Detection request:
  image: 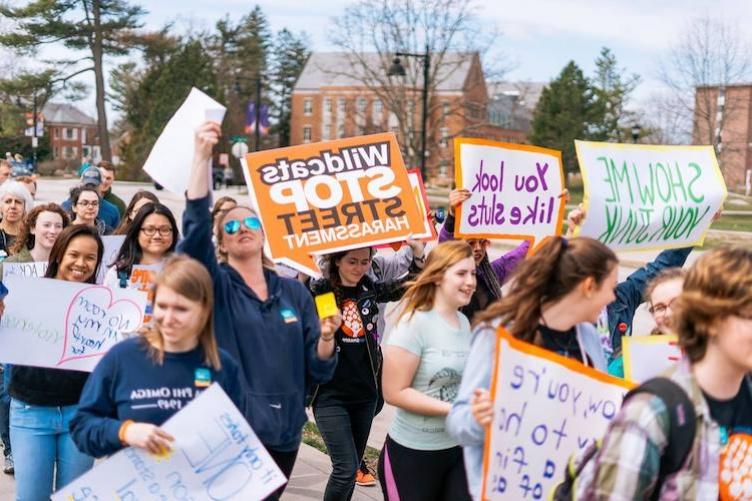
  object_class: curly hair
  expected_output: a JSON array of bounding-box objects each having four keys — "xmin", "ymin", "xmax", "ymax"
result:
[
  {"xmin": 9, "ymin": 203, "xmax": 70, "ymax": 254},
  {"xmin": 672, "ymin": 246, "xmax": 752, "ymax": 363}
]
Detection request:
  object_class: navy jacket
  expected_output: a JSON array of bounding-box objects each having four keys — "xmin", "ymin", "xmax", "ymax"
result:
[
  {"xmin": 178, "ymin": 195, "xmax": 337, "ymax": 451},
  {"xmin": 70, "ymin": 337, "xmax": 245, "ymax": 458},
  {"xmin": 61, "ymin": 197, "xmax": 120, "ymax": 232},
  {"xmin": 607, "ymin": 247, "xmax": 692, "ymax": 353}
]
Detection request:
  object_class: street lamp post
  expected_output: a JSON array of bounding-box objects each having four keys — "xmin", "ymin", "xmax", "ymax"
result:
[{"xmin": 387, "ymin": 44, "xmax": 430, "ymax": 181}]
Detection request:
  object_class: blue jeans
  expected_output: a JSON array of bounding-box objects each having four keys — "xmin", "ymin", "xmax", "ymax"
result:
[
  {"xmin": 10, "ymin": 399, "xmax": 94, "ymax": 500},
  {"xmin": 313, "ymin": 401, "xmax": 377, "ymax": 501},
  {"xmin": 0, "ymin": 366, "xmax": 11, "ymax": 457}
]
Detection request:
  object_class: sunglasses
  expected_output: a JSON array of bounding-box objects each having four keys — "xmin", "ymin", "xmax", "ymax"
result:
[{"xmin": 224, "ymin": 217, "xmax": 262, "ymax": 235}]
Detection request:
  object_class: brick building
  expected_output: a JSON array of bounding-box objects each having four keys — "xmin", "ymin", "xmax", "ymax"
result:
[
  {"xmin": 693, "ymin": 84, "xmax": 752, "ymax": 191},
  {"xmin": 43, "ymin": 102, "xmax": 100, "ymax": 164},
  {"xmin": 290, "ymin": 52, "xmax": 523, "ymax": 185}
]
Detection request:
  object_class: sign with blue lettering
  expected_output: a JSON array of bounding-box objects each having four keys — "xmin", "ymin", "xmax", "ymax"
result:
[{"xmin": 52, "ymin": 384, "xmax": 285, "ymax": 501}]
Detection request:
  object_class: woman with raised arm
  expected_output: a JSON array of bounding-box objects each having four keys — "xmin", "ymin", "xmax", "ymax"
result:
[{"xmin": 178, "ymin": 121, "xmax": 340, "ymax": 500}]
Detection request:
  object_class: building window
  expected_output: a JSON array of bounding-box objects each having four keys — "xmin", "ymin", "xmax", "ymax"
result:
[
  {"xmin": 372, "ymin": 99, "xmax": 382, "ymax": 122},
  {"xmin": 323, "ymin": 124, "xmax": 332, "ymax": 140},
  {"xmin": 303, "ymin": 126, "xmax": 312, "ymax": 143},
  {"xmin": 54, "ymin": 128, "xmax": 60, "ymax": 139},
  {"xmin": 337, "ymin": 123, "xmax": 345, "ymax": 138},
  {"xmin": 337, "ymin": 98, "xmax": 346, "ymax": 115},
  {"xmin": 324, "ymin": 98, "xmax": 332, "ymax": 114},
  {"xmin": 304, "ymin": 98, "xmax": 313, "ymax": 116},
  {"xmin": 54, "ymin": 147, "xmax": 59, "ymax": 158},
  {"xmin": 357, "ymin": 97, "xmax": 367, "ymax": 113},
  {"xmin": 439, "ymin": 127, "xmax": 449, "ymax": 148},
  {"xmin": 64, "ymin": 146, "xmax": 77, "ymax": 159},
  {"xmin": 443, "ymin": 101, "xmax": 450, "ymax": 116}
]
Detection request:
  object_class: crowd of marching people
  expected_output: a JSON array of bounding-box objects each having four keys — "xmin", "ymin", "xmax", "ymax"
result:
[{"xmin": 0, "ymin": 117, "xmax": 748, "ymax": 501}]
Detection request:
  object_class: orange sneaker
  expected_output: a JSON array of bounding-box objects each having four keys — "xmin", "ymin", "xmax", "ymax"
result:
[{"xmin": 355, "ymin": 466, "xmax": 376, "ymax": 486}]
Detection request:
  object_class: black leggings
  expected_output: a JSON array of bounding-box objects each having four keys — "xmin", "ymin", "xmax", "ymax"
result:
[
  {"xmin": 263, "ymin": 447, "xmax": 299, "ymax": 501},
  {"xmin": 377, "ymin": 435, "xmax": 472, "ymax": 501}
]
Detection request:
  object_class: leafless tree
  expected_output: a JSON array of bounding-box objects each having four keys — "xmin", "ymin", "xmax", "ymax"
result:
[
  {"xmin": 326, "ymin": 0, "xmax": 507, "ymax": 172},
  {"xmin": 658, "ymin": 17, "xmax": 751, "ymax": 159}
]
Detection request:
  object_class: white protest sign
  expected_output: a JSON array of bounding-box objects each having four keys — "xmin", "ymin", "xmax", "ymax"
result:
[
  {"xmin": 143, "ymin": 87, "xmax": 227, "ymax": 194},
  {"xmin": 622, "ymin": 335, "xmax": 681, "ymax": 383},
  {"xmin": 96, "ymin": 235, "xmax": 126, "ymax": 284},
  {"xmin": 0, "ymin": 276, "xmax": 146, "ymax": 372},
  {"xmin": 482, "ymin": 328, "xmax": 634, "ymax": 500},
  {"xmin": 575, "ymin": 141, "xmax": 727, "ymax": 251},
  {"xmin": 455, "ymin": 139, "xmax": 565, "ymax": 249},
  {"xmin": 53, "ymin": 384, "xmax": 286, "ymax": 501},
  {"xmin": 2, "ymin": 261, "xmax": 47, "ymax": 281}
]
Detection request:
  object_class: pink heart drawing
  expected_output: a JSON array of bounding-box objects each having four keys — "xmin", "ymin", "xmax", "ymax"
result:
[{"xmin": 58, "ymin": 286, "xmax": 144, "ymax": 366}]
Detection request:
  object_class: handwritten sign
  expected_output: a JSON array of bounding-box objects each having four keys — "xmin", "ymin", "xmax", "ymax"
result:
[
  {"xmin": 482, "ymin": 328, "xmax": 634, "ymax": 500},
  {"xmin": 143, "ymin": 87, "xmax": 227, "ymax": 194},
  {"xmin": 575, "ymin": 141, "xmax": 727, "ymax": 251},
  {"xmin": 0, "ymin": 276, "xmax": 146, "ymax": 371},
  {"xmin": 407, "ymin": 169, "xmax": 437, "ymax": 241},
  {"xmin": 53, "ymin": 384, "xmax": 286, "ymax": 501},
  {"xmin": 243, "ymin": 133, "xmax": 425, "ymax": 276},
  {"xmin": 622, "ymin": 335, "xmax": 681, "ymax": 382},
  {"xmin": 2, "ymin": 261, "xmax": 47, "ymax": 281},
  {"xmin": 454, "ymin": 139, "xmax": 565, "ymax": 250},
  {"xmin": 97, "ymin": 235, "xmax": 126, "ymax": 284},
  {"xmin": 127, "ymin": 264, "xmax": 161, "ymax": 324}
]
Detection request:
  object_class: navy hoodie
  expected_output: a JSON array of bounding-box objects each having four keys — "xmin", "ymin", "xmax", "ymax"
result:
[
  {"xmin": 70, "ymin": 337, "xmax": 245, "ymax": 458},
  {"xmin": 178, "ymin": 195, "xmax": 337, "ymax": 451}
]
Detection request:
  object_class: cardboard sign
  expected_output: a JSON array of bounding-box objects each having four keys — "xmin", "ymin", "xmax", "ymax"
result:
[
  {"xmin": 243, "ymin": 133, "xmax": 425, "ymax": 276},
  {"xmin": 52, "ymin": 384, "xmax": 286, "ymax": 501},
  {"xmin": 407, "ymin": 169, "xmax": 438, "ymax": 241},
  {"xmin": 454, "ymin": 139, "xmax": 565, "ymax": 250},
  {"xmin": 97, "ymin": 235, "xmax": 126, "ymax": 285},
  {"xmin": 622, "ymin": 335, "xmax": 681, "ymax": 382},
  {"xmin": 575, "ymin": 141, "xmax": 727, "ymax": 251},
  {"xmin": 0, "ymin": 276, "xmax": 146, "ymax": 371},
  {"xmin": 128, "ymin": 264, "xmax": 162, "ymax": 325},
  {"xmin": 2, "ymin": 261, "xmax": 47, "ymax": 280},
  {"xmin": 143, "ymin": 87, "xmax": 227, "ymax": 194},
  {"xmin": 482, "ymin": 327, "xmax": 634, "ymax": 500}
]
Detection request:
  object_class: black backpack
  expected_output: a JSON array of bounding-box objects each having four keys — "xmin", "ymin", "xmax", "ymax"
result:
[{"xmin": 551, "ymin": 377, "xmax": 697, "ymax": 500}]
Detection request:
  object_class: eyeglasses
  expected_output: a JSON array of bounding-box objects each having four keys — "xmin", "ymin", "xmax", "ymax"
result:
[
  {"xmin": 649, "ymin": 298, "xmax": 677, "ymax": 316},
  {"xmin": 141, "ymin": 226, "xmax": 173, "ymax": 237},
  {"xmin": 224, "ymin": 217, "xmax": 262, "ymax": 234},
  {"xmin": 77, "ymin": 200, "xmax": 99, "ymax": 207}
]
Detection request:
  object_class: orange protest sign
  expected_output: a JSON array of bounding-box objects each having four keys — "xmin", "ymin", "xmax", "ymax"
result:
[
  {"xmin": 454, "ymin": 138, "xmax": 566, "ymax": 253},
  {"xmin": 408, "ymin": 168, "xmax": 438, "ymax": 241},
  {"xmin": 243, "ymin": 133, "xmax": 425, "ymax": 276}
]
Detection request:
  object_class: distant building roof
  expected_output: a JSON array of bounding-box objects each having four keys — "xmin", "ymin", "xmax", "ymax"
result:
[
  {"xmin": 294, "ymin": 52, "xmax": 478, "ymax": 92},
  {"xmin": 487, "ymin": 81, "xmax": 547, "ymax": 132},
  {"xmin": 42, "ymin": 102, "xmax": 96, "ymax": 126},
  {"xmin": 487, "ymin": 81, "xmax": 546, "ymax": 111}
]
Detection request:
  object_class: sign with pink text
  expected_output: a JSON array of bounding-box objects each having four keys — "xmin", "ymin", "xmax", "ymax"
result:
[
  {"xmin": 454, "ymin": 138, "xmax": 565, "ymax": 250},
  {"xmin": 0, "ymin": 276, "xmax": 146, "ymax": 372}
]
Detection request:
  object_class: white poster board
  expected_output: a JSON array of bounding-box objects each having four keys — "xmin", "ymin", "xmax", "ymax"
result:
[
  {"xmin": 482, "ymin": 329, "xmax": 634, "ymax": 500},
  {"xmin": 622, "ymin": 335, "xmax": 681, "ymax": 383},
  {"xmin": 455, "ymin": 139, "xmax": 565, "ymax": 249},
  {"xmin": 97, "ymin": 235, "xmax": 126, "ymax": 284},
  {"xmin": 0, "ymin": 276, "xmax": 146, "ymax": 371},
  {"xmin": 53, "ymin": 384, "xmax": 286, "ymax": 501},
  {"xmin": 575, "ymin": 141, "xmax": 727, "ymax": 251},
  {"xmin": 143, "ymin": 87, "xmax": 226, "ymax": 194},
  {"xmin": 2, "ymin": 261, "xmax": 47, "ymax": 280}
]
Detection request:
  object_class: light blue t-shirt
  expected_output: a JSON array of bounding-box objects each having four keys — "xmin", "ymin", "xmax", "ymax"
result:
[{"xmin": 387, "ymin": 309, "xmax": 471, "ymax": 450}]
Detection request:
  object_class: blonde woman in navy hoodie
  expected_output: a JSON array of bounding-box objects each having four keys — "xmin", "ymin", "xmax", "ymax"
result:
[{"xmin": 178, "ymin": 121, "xmax": 340, "ymax": 499}]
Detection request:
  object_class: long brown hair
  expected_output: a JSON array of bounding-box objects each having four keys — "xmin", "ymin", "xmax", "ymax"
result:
[
  {"xmin": 475, "ymin": 236, "xmax": 618, "ymax": 343},
  {"xmin": 673, "ymin": 246, "xmax": 752, "ymax": 363},
  {"xmin": 114, "ymin": 191, "xmax": 160, "ymax": 235},
  {"xmin": 399, "ymin": 240, "xmax": 473, "ymax": 321},
  {"xmin": 144, "ymin": 254, "xmax": 222, "ymax": 369},
  {"xmin": 9, "ymin": 203, "xmax": 70, "ymax": 254}
]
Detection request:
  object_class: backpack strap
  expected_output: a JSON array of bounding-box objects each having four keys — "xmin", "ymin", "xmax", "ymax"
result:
[{"xmin": 623, "ymin": 377, "xmax": 697, "ymax": 498}]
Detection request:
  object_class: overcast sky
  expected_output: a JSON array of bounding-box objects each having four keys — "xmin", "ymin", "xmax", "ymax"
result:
[{"xmin": 10, "ymin": 0, "xmax": 752, "ymax": 121}]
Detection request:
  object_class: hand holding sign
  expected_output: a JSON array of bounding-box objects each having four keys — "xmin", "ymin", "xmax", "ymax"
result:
[{"xmin": 195, "ymin": 121, "xmax": 221, "ymax": 164}]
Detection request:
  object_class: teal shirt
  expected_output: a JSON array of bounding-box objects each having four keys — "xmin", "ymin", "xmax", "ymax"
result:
[{"xmin": 387, "ymin": 309, "xmax": 471, "ymax": 450}]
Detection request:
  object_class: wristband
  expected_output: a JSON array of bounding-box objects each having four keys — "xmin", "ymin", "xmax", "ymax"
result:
[{"xmin": 119, "ymin": 419, "xmax": 134, "ymax": 444}]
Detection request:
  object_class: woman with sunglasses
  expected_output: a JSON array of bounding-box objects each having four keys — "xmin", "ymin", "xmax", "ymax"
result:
[
  {"xmin": 104, "ymin": 203, "xmax": 179, "ymax": 288},
  {"xmin": 178, "ymin": 121, "xmax": 340, "ymax": 500}
]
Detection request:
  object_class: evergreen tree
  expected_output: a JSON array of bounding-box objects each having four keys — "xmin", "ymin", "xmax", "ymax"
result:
[
  {"xmin": 269, "ymin": 29, "xmax": 310, "ymax": 146},
  {"xmin": 531, "ymin": 61, "xmax": 599, "ymax": 173},
  {"xmin": 591, "ymin": 47, "xmax": 640, "ymax": 142},
  {"xmin": 0, "ymin": 0, "xmax": 146, "ymax": 162}
]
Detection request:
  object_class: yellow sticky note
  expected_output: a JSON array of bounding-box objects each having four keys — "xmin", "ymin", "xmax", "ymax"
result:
[{"xmin": 315, "ymin": 292, "xmax": 338, "ymax": 319}]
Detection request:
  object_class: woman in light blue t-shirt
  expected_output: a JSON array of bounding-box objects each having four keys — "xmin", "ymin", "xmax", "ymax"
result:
[{"xmin": 379, "ymin": 241, "xmax": 476, "ymax": 501}]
